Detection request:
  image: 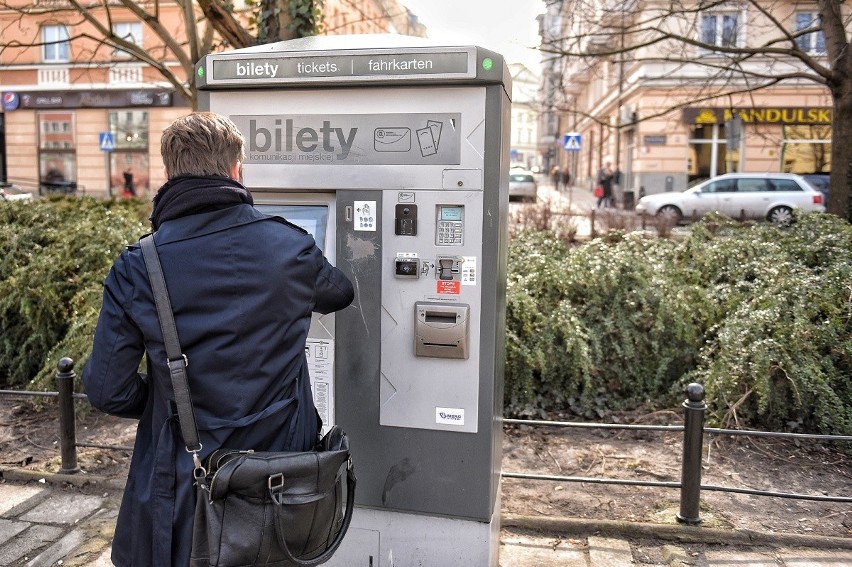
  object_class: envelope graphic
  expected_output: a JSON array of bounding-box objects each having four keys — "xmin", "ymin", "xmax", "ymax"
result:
[{"xmin": 374, "ymin": 128, "xmax": 411, "ymax": 152}]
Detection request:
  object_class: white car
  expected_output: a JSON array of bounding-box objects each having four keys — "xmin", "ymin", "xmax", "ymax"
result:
[
  {"xmin": 635, "ymin": 173, "xmax": 825, "ymax": 224},
  {"xmin": 509, "ymin": 170, "xmax": 538, "ymax": 203},
  {"xmin": 0, "ymin": 185, "xmax": 33, "ymax": 202}
]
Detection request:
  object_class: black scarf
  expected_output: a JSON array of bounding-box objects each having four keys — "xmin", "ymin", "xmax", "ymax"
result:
[{"xmin": 150, "ymin": 176, "xmax": 254, "ymax": 230}]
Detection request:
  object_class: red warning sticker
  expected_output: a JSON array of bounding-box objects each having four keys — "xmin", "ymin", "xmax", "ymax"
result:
[{"xmin": 436, "ymin": 280, "xmax": 462, "ymax": 295}]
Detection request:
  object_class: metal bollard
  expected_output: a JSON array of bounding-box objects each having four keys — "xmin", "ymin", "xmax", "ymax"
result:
[
  {"xmin": 56, "ymin": 357, "xmax": 81, "ymax": 474},
  {"xmin": 677, "ymin": 383, "xmax": 706, "ymax": 524}
]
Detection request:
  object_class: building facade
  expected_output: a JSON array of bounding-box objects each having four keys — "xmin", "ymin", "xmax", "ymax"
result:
[
  {"xmin": 508, "ymin": 63, "xmax": 541, "ymax": 171},
  {"xmin": 0, "ymin": 0, "xmax": 425, "ymax": 197},
  {"xmin": 538, "ymin": 0, "xmax": 834, "ymax": 202}
]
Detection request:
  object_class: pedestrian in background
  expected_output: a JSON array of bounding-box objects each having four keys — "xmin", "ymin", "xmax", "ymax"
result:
[{"xmin": 597, "ymin": 162, "xmax": 614, "ymax": 208}]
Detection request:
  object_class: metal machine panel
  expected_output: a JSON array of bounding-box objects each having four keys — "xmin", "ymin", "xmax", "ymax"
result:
[{"xmin": 200, "ymin": 36, "xmax": 510, "ymax": 565}]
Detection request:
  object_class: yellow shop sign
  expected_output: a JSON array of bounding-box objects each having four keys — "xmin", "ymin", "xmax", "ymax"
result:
[{"xmin": 683, "ymin": 107, "xmax": 831, "ymax": 125}]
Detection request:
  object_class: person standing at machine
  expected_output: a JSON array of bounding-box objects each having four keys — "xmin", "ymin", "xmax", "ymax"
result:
[{"xmin": 83, "ymin": 112, "xmax": 355, "ymax": 567}]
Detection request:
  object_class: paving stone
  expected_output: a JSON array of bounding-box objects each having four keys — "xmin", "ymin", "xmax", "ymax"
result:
[
  {"xmin": 0, "ymin": 484, "xmax": 45, "ymax": 515},
  {"xmin": 780, "ymin": 547, "xmax": 852, "ymax": 566},
  {"xmin": 88, "ymin": 547, "xmax": 114, "ymax": 566},
  {"xmin": 662, "ymin": 544, "xmax": 696, "ymax": 566},
  {"xmin": 0, "ymin": 524, "xmax": 63, "ymax": 566},
  {"xmin": 499, "ymin": 534, "xmax": 588, "ymax": 567},
  {"xmin": 588, "ymin": 536, "xmax": 634, "ymax": 567},
  {"xmin": 703, "ymin": 549, "xmax": 778, "ymax": 566},
  {"xmin": 26, "ymin": 528, "xmax": 87, "ymax": 567},
  {"xmin": 0, "ymin": 518, "xmax": 29, "ymax": 546},
  {"xmin": 19, "ymin": 492, "xmax": 104, "ymax": 524}
]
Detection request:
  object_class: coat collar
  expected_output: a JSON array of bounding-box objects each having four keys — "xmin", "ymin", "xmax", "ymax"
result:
[{"xmin": 152, "ymin": 204, "xmax": 268, "ymax": 245}]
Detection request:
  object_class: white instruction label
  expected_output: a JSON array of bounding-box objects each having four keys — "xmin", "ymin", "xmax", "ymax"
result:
[
  {"xmin": 354, "ymin": 200, "xmax": 377, "ymax": 231},
  {"xmin": 306, "ymin": 338, "xmax": 335, "ymax": 432},
  {"xmin": 462, "ymin": 255, "xmax": 477, "ymax": 286}
]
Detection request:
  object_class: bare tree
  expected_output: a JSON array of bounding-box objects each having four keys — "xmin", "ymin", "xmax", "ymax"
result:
[
  {"xmin": 0, "ymin": 0, "xmax": 324, "ymax": 109},
  {"xmin": 540, "ymin": 0, "xmax": 851, "ymax": 220}
]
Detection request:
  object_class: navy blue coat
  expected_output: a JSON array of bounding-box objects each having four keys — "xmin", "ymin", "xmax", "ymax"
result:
[{"xmin": 83, "ymin": 203, "xmax": 354, "ymax": 567}]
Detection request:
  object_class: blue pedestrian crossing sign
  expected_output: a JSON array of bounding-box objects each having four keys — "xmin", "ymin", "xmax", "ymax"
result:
[
  {"xmin": 563, "ymin": 132, "xmax": 582, "ymax": 152},
  {"xmin": 99, "ymin": 132, "xmax": 115, "ymax": 152}
]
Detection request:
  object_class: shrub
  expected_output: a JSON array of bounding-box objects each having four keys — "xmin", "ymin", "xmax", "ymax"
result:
[
  {"xmin": 0, "ymin": 196, "xmax": 149, "ymax": 390},
  {"xmin": 506, "ymin": 213, "xmax": 852, "ymax": 435}
]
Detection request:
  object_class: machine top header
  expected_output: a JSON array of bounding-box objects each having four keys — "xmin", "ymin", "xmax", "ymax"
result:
[{"xmin": 197, "ymin": 34, "xmax": 510, "ymax": 90}]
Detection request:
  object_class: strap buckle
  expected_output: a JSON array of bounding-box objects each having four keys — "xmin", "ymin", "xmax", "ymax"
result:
[
  {"xmin": 268, "ymin": 472, "xmax": 285, "ymax": 503},
  {"xmin": 168, "ymin": 354, "xmax": 189, "ymax": 369}
]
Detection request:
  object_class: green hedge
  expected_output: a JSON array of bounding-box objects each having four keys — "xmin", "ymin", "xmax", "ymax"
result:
[
  {"xmin": 0, "ymin": 196, "xmax": 149, "ymax": 390},
  {"xmin": 506, "ymin": 213, "xmax": 852, "ymax": 434},
  {"xmin": 3, "ymin": 198, "xmax": 850, "ymax": 435}
]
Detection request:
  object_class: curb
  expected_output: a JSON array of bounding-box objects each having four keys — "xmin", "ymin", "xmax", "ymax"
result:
[
  {"xmin": 501, "ymin": 514, "xmax": 852, "ymax": 550},
  {"xmin": 0, "ymin": 467, "xmax": 126, "ymax": 491},
  {"xmin": 4, "ymin": 468, "xmax": 849, "ymax": 553}
]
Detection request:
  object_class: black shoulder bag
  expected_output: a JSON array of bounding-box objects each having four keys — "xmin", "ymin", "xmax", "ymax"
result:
[{"xmin": 140, "ymin": 234, "xmax": 355, "ymax": 567}]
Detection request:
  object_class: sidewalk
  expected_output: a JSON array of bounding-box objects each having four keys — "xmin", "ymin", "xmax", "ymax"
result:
[{"xmin": 2, "ymin": 468, "xmax": 851, "ymax": 566}]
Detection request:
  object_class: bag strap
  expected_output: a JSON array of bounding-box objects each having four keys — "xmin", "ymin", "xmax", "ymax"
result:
[
  {"xmin": 275, "ymin": 463, "xmax": 357, "ymax": 566},
  {"xmin": 139, "ymin": 235, "xmax": 204, "ymax": 462}
]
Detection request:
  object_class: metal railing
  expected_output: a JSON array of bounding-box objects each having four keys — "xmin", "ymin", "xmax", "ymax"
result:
[
  {"xmin": 2, "ymin": 359, "xmax": 850, "ymax": 525},
  {"xmin": 503, "ymin": 383, "xmax": 852, "ymax": 524}
]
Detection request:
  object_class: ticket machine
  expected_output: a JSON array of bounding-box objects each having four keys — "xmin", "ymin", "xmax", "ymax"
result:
[{"xmin": 197, "ymin": 34, "xmax": 510, "ymax": 566}]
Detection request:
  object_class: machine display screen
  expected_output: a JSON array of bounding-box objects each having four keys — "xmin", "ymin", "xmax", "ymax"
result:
[
  {"xmin": 439, "ymin": 206, "xmax": 463, "ymax": 222},
  {"xmin": 257, "ymin": 204, "xmax": 329, "ymax": 251}
]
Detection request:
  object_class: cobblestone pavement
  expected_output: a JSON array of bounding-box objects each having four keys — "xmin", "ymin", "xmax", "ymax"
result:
[{"xmin": 2, "ymin": 469, "xmax": 851, "ymax": 566}]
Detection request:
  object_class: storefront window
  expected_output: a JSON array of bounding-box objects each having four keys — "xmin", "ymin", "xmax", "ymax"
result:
[
  {"xmin": 781, "ymin": 125, "xmax": 831, "ymax": 174},
  {"xmin": 38, "ymin": 112, "xmax": 77, "ymax": 194},
  {"xmin": 108, "ymin": 111, "xmax": 149, "ymax": 196},
  {"xmin": 688, "ymin": 123, "xmax": 728, "ymax": 184}
]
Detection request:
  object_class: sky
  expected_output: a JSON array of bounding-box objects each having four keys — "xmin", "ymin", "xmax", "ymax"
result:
[{"xmin": 400, "ymin": 0, "xmax": 546, "ymax": 71}]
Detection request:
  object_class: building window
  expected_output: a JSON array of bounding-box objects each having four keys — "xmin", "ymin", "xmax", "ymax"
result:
[
  {"xmin": 112, "ymin": 22, "xmax": 142, "ymax": 57},
  {"xmin": 795, "ymin": 13, "xmax": 826, "ymax": 54},
  {"xmin": 42, "ymin": 25, "xmax": 70, "ymax": 62},
  {"xmin": 781, "ymin": 125, "xmax": 831, "ymax": 173},
  {"xmin": 700, "ymin": 12, "xmax": 740, "ymax": 49},
  {"xmin": 38, "ymin": 112, "xmax": 76, "ymax": 194},
  {"xmin": 108, "ymin": 110, "xmax": 150, "ymax": 196},
  {"xmin": 688, "ymin": 123, "xmax": 728, "ymax": 183}
]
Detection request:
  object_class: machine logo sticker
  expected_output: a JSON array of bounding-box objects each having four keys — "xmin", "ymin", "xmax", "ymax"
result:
[
  {"xmin": 232, "ymin": 113, "xmax": 461, "ymax": 166},
  {"xmin": 436, "ymin": 407, "xmax": 465, "ymax": 426}
]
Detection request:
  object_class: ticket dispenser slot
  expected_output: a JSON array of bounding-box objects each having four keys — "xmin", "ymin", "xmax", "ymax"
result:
[{"xmin": 415, "ymin": 302, "xmax": 470, "ymax": 359}]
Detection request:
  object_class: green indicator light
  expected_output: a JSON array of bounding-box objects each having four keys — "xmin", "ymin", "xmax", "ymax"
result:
[
  {"xmin": 197, "ymin": 67, "xmax": 205, "ymax": 78},
  {"xmin": 482, "ymin": 58, "xmax": 493, "ymax": 71}
]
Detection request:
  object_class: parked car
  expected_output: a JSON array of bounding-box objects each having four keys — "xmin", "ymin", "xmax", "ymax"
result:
[
  {"xmin": 802, "ymin": 173, "xmax": 830, "ymax": 201},
  {"xmin": 509, "ymin": 170, "xmax": 538, "ymax": 202},
  {"xmin": 635, "ymin": 173, "xmax": 825, "ymax": 224},
  {"xmin": 0, "ymin": 184, "xmax": 33, "ymax": 202}
]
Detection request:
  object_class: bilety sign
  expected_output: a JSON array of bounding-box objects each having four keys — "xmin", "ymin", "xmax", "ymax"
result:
[
  {"xmin": 230, "ymin": 113, "xmax": 462, "ymax": 166},
  {"xmin": 212, "ymin": 51, "xmax": 471, "ymax": 83}
]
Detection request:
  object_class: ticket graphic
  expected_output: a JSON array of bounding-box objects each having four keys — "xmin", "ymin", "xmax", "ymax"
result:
[{"xmin": 417, "ymin": 127, "xmax": 437, "ymax": 156}]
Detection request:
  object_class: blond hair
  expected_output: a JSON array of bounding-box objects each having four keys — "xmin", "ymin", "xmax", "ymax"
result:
[{"xmin": 161, "ymin": 112, "xmax": 245, "ymax": 178}]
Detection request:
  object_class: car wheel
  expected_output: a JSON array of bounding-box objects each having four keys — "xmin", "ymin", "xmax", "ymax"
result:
[
  {"xmin": 656, "ymin": 205, "xmax": 682, "ymax": 222},
  {"xmin": 767, "ymin": 206, "xmax": 793, "ymax": 225}
]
